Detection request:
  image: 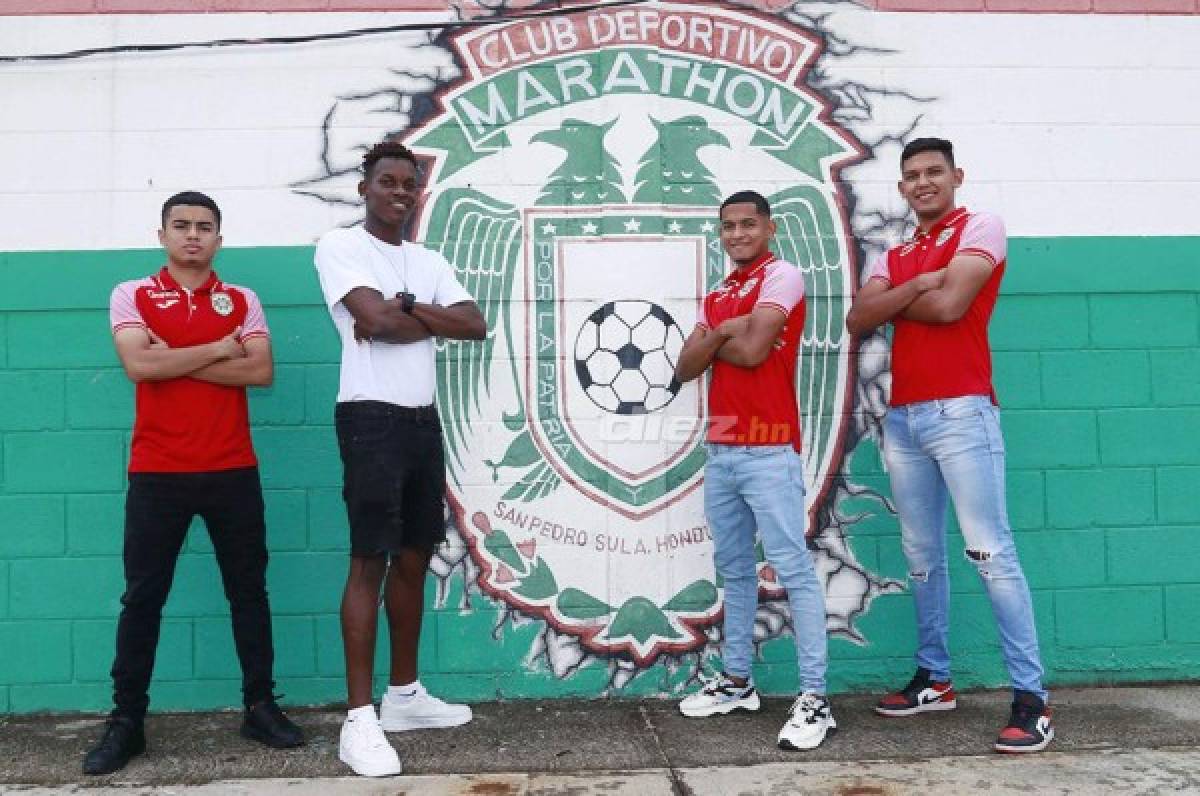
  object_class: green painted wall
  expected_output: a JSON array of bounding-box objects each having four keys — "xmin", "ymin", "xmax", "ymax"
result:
[{"xmin": 2, "ymin": 237, "xmax": 1199, "ymax": 713}]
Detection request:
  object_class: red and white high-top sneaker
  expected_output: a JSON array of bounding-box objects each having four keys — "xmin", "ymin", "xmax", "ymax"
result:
[
  {"xmin": 874, "ymin": 668, "xmax": 958, "ymax": 717},
  {"xmin": 994, "ymin": 691, "xmax": 1054, "ymax": 753}
]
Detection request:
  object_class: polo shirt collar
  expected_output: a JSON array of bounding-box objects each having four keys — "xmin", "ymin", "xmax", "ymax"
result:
[
  {"xmin": 157, "ymin": 266, "xmax": 220, "ymax": 294},
  {"xmin": 725, "ymin": 251, "xmax": 776, "ymax": 285},
  {"xmin": 912, "ymin": 206, "xmax": 968, "ymax": 242}
]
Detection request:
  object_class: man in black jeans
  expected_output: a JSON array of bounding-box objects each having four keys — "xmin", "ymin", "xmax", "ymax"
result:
[{"xmin": 84, "ymin": 191, "xmax": 303, "ymax": 776}]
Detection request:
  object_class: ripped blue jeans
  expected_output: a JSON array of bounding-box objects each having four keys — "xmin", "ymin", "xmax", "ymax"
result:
[{"xmin": 884, "ymin": 395, "xmax": 1046, "ymax": 700}]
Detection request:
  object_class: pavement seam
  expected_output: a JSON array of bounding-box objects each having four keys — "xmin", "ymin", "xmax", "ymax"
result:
[{"xmin": 637, "ymin": 705, "xmax": 694, "ymax": 796}]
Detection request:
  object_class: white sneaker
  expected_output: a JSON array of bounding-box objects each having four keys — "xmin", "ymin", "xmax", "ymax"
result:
[
  {"xmin": 338, "ymin": 710, "xmax": 402, "ymax": 777},
  {"xmin": 679, "ymin": 672, "xmax": 761, "ymax": 718},
  {"xmin": 777, "ymin": 692, "xmax": 837, "ymax": 751},
  {"xmin": 380, "ymin": 685, "xmax": 473, "ymax": 731}
]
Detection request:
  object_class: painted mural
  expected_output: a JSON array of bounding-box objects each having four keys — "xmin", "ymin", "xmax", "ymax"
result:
[
  {"xmin": 3, "ymin": 1, "xmax": 1198, "ymax": 712},
  {"xmin": 293, "ymin": 1, "xmax": 914, "ymax": 687}
]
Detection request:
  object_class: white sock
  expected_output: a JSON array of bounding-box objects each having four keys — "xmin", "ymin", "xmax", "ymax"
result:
[
  {"xmin": 347, "ymin": 704, "xmax": 376, "ymax": 722},
  {"xmin": 387, "ymin": 680, "xmax": 423, "ymax": 700}
]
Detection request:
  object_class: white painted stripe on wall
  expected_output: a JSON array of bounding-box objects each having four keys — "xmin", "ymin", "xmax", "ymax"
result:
[{"xmin": 0, "ymin": 8, "xmax": 1197, "ymax": 250}]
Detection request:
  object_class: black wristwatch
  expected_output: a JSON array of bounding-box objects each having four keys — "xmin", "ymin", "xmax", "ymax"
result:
[{"xmin": 399, "ymin": 291, "xmax": 416, "ymax": 314}]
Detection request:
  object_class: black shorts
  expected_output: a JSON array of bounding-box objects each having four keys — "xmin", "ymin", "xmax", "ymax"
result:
[{"xmin": 334, "ymin": 401, "xmax": 447, "ymax": 555}]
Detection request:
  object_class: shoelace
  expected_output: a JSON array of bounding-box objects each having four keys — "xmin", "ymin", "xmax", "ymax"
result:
[
  {"xmin": 791, "ymin": 694, "xmax": 828, "ymax": 725},
  {"xmin": 98, "ymin": 724, "xmax": 125, "ymax": 751},
  {"xmin": 701, "ymin": 673, "xmax": 743, "ymax": 696},
  {"xmin": 95, "ymin": 720, "xmax": 136, "ymax": 753},
  {"xmin": 1008, "ymin": 701, "xmax": 1039, "ymax": 731},
  {"xmin": 354, "ymin": 719, "xmax": 391, "ymax": 751},
  {"xmin": 900, "ymin": 673, "xmax": 933, "ymax": 699}
]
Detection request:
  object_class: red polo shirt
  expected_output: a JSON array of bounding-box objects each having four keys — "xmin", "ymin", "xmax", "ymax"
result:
[
  {"xmin": 865, "ymin": 208, "xmax": 1007, "ymax": 406},
  {"xmin": 110, "ymin": 267, "xmax": 269, "ymax": 473},
  {"xmin": 698, "ymin": 253, "xmax": 807, "ymax": 451}
]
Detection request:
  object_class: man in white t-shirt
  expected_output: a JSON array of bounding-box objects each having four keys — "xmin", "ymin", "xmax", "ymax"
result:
[{"xmin": 314, "ymin": 139, "xmax": 486, "ymax": 778}]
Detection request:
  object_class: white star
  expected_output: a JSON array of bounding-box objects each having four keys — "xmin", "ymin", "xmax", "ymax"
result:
[
  {"xmin": 541, "ymin": 222, "xmax": 557, "ymax": 235},
  {"xmin": 581, "ymin": 221, "xmax": 598, "ymax": 235},
  {"xmin": 667, "ymin": 221, "xmax": 683, "ymax": 234},
  {"xmin": 700, "ymin": 221, "xmax": 715, "ymax": 233},
  {"xmin": 623, "ymin": 218, "xmax": 642, "ymax": 233}
]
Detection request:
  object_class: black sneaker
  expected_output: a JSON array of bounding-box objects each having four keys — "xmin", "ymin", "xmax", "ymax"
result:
[
  {"xmin": 874, "ymin": 667, "xmax": 957, "ymax": 717},
  {"xmin": 82, "ymin": 716, "xmax": 145, "ymax": 775},
  {"xmin": 241, "ymin": 698, "xmax": 305, "ymax": 749},
  {"xmin": 994, "ymin": 690, "xmax": 1054, "ymax": 753}
]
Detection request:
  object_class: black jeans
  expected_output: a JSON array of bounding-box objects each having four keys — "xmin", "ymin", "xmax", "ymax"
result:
[{"xmin": 110, "ymin": 468, "xmax": 275, "ymax": 720}]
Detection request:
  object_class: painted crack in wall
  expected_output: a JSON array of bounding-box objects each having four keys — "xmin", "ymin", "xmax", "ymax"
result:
[{"xmin": 289, "ymin": 0, "xmax": 931, "ymax": 692}]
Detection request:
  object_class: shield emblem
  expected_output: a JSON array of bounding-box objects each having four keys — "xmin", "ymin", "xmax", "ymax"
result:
[
  {"xmin": 522, "ymin": 206, "xmax": 722, "ymax": 520},
  {"xmin": 401, "ymin": 1, "xmax": 868, "ymax": 664}
]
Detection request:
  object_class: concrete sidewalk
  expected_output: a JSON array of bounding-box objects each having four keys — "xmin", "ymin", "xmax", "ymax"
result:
[{"xmin": 3, "ymin": 684, "xmax": 1200, "ymax": 794}]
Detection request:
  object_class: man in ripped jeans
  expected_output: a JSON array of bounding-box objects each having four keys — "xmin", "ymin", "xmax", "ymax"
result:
[{"xmin": 846, "ymin": 137, "xmax": 1052, "ymax": 753}]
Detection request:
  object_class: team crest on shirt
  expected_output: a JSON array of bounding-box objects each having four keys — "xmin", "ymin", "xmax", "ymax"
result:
[
  {"xmin": 210, "ymin": 292, "xmax": 234, "ymax": 316},
  {"xmin": 401, "ymin": 2, "xmax": 866, "ymax": 664}
]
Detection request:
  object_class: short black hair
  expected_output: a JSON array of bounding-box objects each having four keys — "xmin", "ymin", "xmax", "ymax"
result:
[
  {"xmin": 161, "ymin": 191, "xmax": 221, "ymax": 230},
  {"xmin": 901, "ymin": 137, "xmax": 955, "ymax": 167},
  {"xmin": 363, "ymin": 138, "xmax": 419, "ymax": 179},
  {"xmin": 719, "ymin": 190, "xmax": 771, "ymax": 217}
]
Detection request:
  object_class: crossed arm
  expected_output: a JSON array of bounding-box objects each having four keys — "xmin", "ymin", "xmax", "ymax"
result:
[
  {"xmin": 674, "ymin": 306, "xmax": 791, "ymax": 384},
  {"xmin": 340, "ymin": 287, "xmax": 486, "ymax": 344},
  {"xmin": 113, "ymin": 326, "xmax": 273, "ymax": 387},
  {"xmin": 844, "ymin": 254, "xmax": 994, "ymax": 336}
]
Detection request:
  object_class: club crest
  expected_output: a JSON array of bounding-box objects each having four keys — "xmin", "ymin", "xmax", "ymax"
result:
[
  {"xmin": 404, "ymin": 1, "xmax": 863, "ymax": 664},
  {"xmin": 210, "ymin": 292, "xmax": 234, "ymax": 317}
]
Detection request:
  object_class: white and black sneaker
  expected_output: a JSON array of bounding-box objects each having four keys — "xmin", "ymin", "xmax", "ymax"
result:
[
  {"xmin": 679, "ymin": 672, "xmax": 761, "ymax": 718},
  {"xmin": 777, "ymin": 692, "xmax": 836, "ymax": 750}
]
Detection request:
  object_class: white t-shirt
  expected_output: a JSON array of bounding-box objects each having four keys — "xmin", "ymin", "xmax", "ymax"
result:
[{"xmin": 314, "ymin": 226, "xmax": 473, "ymax": 407}]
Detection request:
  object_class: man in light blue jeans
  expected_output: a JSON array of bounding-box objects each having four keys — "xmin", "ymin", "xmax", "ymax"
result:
[
  {"xmin": 674, "ymin": 190, "xmax": 834, "ymax": 751},
  {"xmin": 703, "ymin": 445, "xmax": 829, "ymax": 711},
  {"xmin": 846, "ymin": 137, "xmax": 1052, "ymax": 753}
]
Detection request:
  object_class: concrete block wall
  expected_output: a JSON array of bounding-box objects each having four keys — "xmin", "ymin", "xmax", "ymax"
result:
[
  {"xmin": 1, "ymin": 2, "xmax": 1199, "ymax": 713},
  {"xmin": 3, "ymin": 239, "xmax": 1196, "ymax": 711},
  {"xmin": 840, "ymin": 238, "xmax": 1200, "ymax": 685}
]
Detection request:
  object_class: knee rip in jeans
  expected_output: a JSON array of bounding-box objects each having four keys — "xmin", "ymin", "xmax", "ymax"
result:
[{"xmin": 966, "ymin": 548, "xmax": 992, "ymax": 578}]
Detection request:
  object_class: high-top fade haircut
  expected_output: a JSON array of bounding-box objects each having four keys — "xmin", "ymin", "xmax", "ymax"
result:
[
  {"xmin": 719, "ymin": 190, "xmax": 771, "ymax": 217},
  {"xmin": 362, "ymin": 138, "xmax": 420, "ymax": 179},
  {"xmin": 161, "ymin": 191, "xmax": 221, "ymax": 230},
  {"xmin": 901, "ymin": 137, "xmax": 955, "ymax": 167}
]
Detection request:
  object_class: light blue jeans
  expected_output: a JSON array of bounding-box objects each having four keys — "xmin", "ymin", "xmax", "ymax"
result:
[
  {"xmin": 704, "ymin": 444, "xmax": 827, "ymax": 694},
  {"xmin": 883, "ymin": 395, "xmax": 1046, "ymax": 700}
]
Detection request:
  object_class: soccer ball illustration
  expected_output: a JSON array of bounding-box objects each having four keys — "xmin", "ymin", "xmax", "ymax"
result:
[{"xmin": 574, "ymin": 300, "xmax": 686, "ymax": 414}]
